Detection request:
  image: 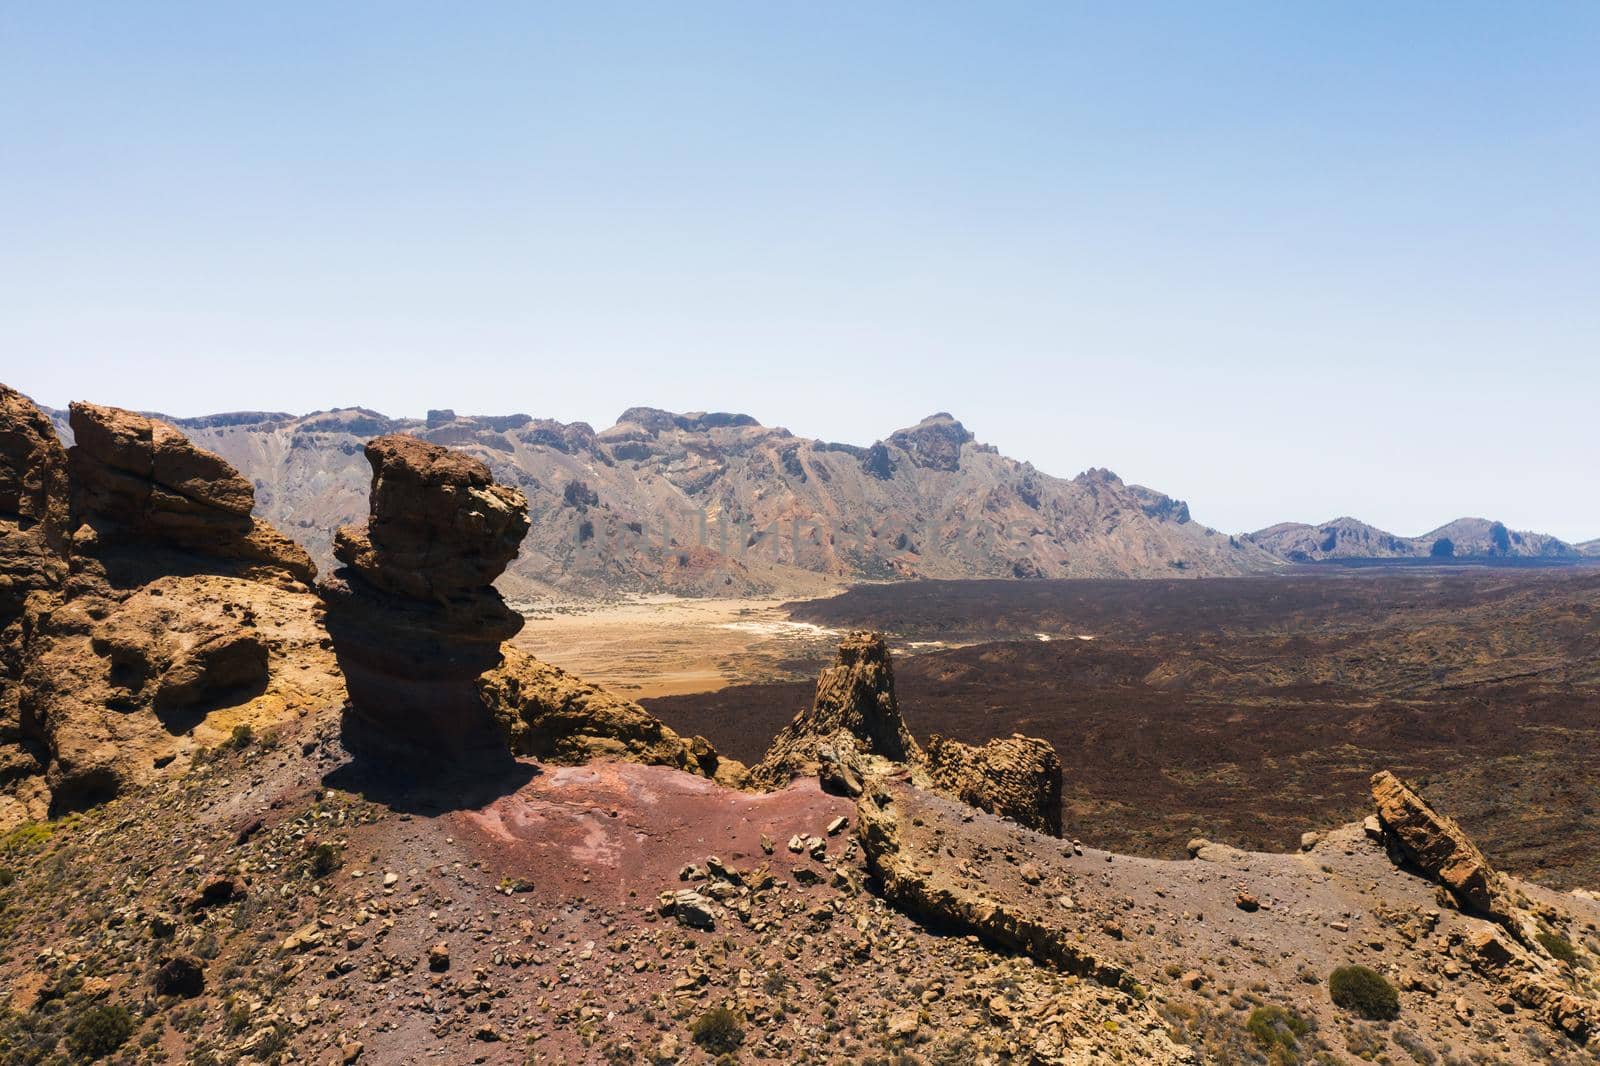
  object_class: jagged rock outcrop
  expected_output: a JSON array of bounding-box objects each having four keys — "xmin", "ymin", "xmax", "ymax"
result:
[
  {"xmin": 329, "ymin": 435, "xmax": 527, "ymax": 603},
  {"xmin": 885, "ymin": 412, "xmax": 974, "ymax": 472},
  {"xmin": 322, "ymin": 435, "xmax": 531, "ymax": 766},
  {"xmin": 1371, "ymin": 770, "xmax": 1519, "ymax": 928},
  {"xmin": 751, "ymin": 632, "xmax": 919, "ymax": 789},
  {"xmin": 478, "ymin": 646, "xmax": 746, "ymax": 787},
  {"xmin": 753, "ymin": 632, "xmax": 1065, "ymax": 834},
  {"xmin": 1370, "ymin": 771, "xmax": 1599, "ymax": 1042},
  {"xmin": 0, "ymin": 387, "xmax": 71, "ymax": 822},
  {"xmin": 66, "ymin": 402, "xmax": 315, "ymax": 586},
  {"xmin": 0, "ymin": 385, "xmax": 70, "ymax": 618},
  {"xmin": 921, "ymin": 733, "xmax": 1063, "ymax": 836},
  {"xmin": 0, "ymin": 392, "xmax": 339, "ymax": 821}
]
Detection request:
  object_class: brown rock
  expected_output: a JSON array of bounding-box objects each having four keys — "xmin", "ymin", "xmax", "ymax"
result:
[
  {"xmin": 0, "ymin": 385, "xmax": 70, "ymax": 618},
  {"xmin": 322, "ymin": 435, "xmax": 530, "ymax": 767},
  {"xmin": 856, "ymin": 777, "xmax": 1133, "ymax": 992},
  {"xmin": 752, "ymin": 632, "xmax": 918, "ymax": 788},
  {"xmin": 66, "ymin": 402, "xmax": 315, "ymax": 585},
  {"xmin": 1371, "ymin": 770, "xmax": 1516, "ymax": 927},
  {"xmin": 331, "ymin": 434, "xmax": 527, "ymax": 602},
  {"xmin": 920, "ymin": 732, "xmax": 1063, "ymax": 836}
]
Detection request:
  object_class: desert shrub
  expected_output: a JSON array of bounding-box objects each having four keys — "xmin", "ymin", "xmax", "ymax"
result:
[
  {"xmin": 65, "ymin": 1002, "xmax": 134, "ymax": 1060},
  {"xmin": 0, "ymin": 868, "xmax": 14, "ymax": 887},
  {"xmin": 307, "ymin": 841, "xmax": 340, "ymax": 878},
  {"xmin": 1247, "ymin": 1004, "xmax": 1309, "ymax": 1051},
  {"xmin": 690, "ymin": 1005, "xmax": 744, "ymax": 1054},
  {"xmin": 228, "ymin": 723, "xmax": 254, "ymax": 749},
  {"xmin": 0, "ymin": 1008, "xmax": 59, "ymax": 1066},
  {"xmin": 1329, "ymin": 965, "xmax": 1399, "ymax": 1021},
  {"xmin": 1536, "ymin": 930, "xmax": 1578, "ymax": 965}
]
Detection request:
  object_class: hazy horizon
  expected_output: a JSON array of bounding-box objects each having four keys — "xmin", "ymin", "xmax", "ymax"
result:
[{"xmin": 5, "ymin": 4, "xmax": 1598, "ymax": 542}]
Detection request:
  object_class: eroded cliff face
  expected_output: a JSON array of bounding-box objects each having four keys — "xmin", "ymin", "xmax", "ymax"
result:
[{"xmin": 0, "ymin": 393, "xmax": 340, "ymax": 824}]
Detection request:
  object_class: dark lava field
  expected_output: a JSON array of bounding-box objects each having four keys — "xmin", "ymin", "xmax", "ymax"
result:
[{"xmin": 649, "ymin": 568, "xmax": 1600, "ymax": 889}]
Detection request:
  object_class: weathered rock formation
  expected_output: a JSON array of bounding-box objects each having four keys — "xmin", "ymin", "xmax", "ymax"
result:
[
  {"xmin": 1371, "ymin": 770, "xmax": 1519, "ymax": 929},
  {"xmin": 0, "ymin": 387, "xmax": 71, "ymax": 822},
  {"xmin": 0, "ymin": 385, "xmax": 70, "ymax": 618},
  {"xmin": 753, "ymin": 632, "xmax": 1065, "ymax": 834},
  {"xmin": 322, "ymin": 435, "xmax": 530, "ymax": 767},
  {"xmin": 1370, "ymin": 771, "xmax": 1598, "ymax": 1042},
  {"xmin": 66, "ymin": 402, "xmax": 315, "ymax": 586},
  {"xmin": 751, "ymin": 632, "xmax": 919, "ymax": 789},
  {"xmin": 922, "ymin": 733, "xmax": 1063, "ymax": 836},
  {"xmin": 0, "ymin": 392, "xmax": 339, "ymax": 821},
  {"xmin": 479, "ymin": 646, "xmax": 746, "ymax": 787}
]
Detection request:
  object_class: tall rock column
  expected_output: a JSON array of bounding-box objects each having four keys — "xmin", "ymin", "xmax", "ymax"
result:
[{"xmin": 321, "ymin": 435, "xmax": 530, "ymax": 767}]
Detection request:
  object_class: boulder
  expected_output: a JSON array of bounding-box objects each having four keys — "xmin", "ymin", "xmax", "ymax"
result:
[
  {"xmin": 920, "ymin": 732, "xmax": 1063, "ymax": 836},
  {"xmin": 1370, "ymin": 770, "xmax": 1517, "ymax": 927}
]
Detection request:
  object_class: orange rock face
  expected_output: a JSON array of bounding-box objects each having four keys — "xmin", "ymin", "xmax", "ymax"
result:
[{"xmin": 1371, "ymin": 770, "xmax": 1515, "ymax": 924}]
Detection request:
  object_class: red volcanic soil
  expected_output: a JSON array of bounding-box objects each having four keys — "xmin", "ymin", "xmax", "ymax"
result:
[
  {"xmin": 649, "ymin": 570, "xmax": 1600, "ymax": 889},
  {"xmin": 456, "ymin": 763, "xmax": 852, "ymax": 904}
]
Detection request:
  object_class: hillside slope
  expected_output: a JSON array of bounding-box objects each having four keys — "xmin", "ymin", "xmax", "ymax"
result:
[{"xmin": 52, "ymin": 406, "xmax": 1272, "ymax": 597}]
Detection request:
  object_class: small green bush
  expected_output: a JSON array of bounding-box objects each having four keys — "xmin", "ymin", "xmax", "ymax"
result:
[
  {"xmin": 1247, "ymin": 1004, "xmax": 1309, "ymax": 1050},
  {"xmin": 228, "ymin": 723, "xmax": 254, "ymax": 750},
  {"xmin": 307, "ymin": 841, "xmax": 340, "ymax": 879},
  {"xmin": 1536, "ymin": 930, "xmax": 1578, "ymax": 965},
  {"xmin": 690, "ymin": 1005, "xmax": 744, "ymax": 1054},
  {"xmin": 1329, "ymin": 965, "xmax": 1399, "ymax": 1021},
  {"xmin": 65, "ymin": 1003, "xmax": 133, "ymax": 1061}
]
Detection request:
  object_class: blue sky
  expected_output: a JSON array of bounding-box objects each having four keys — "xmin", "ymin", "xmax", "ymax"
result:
[{"xmin": 3, "ymin": 3, "xmax": 1597, "ymax": 540}]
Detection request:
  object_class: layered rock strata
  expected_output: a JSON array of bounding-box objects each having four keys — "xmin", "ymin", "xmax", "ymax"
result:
[{"xmin": 321, "ymin": 435, "xmax": 530, "ymax": 767}]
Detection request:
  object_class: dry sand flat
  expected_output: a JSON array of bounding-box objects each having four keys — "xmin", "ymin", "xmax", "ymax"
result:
[{"xmin": 510, "ymin": 595, "xmax": 846, "ymax": 698}]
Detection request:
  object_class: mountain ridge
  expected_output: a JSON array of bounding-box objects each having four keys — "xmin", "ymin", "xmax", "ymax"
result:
[
  {"xmin": 43, "ymin": 403, "xmax": 1271, "ymax": 597},
  {"xmin": 1247, "ymin": 514, "xmax": 1581, "ymax": 563}
]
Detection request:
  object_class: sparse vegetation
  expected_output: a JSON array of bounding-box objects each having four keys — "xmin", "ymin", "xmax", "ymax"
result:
[
  {"xmin": 1536, "ymin": 929, "xmax": 1578, "ymax": 965},
  {"xmin": 227, "ymin": 723, "xmax": 254, "ymax": 749},
  {"xmin": 307, "ymin": 840, "xmax": 341, "ymax": 878},
  {"xmin": 690, "ymin": 1005, "xmax": 744, "ymax": 1054},
  {"xmin": 1329, "ymin": 965, "xmax": 1399, "ymax": 1021},
  {"xmin": 1247, "ymin": 1004, "xmax": 1309, "ymax": 1052},
  {"xmin": 65, "ymin": 1002, "xmax": 134, "ymax": 1061}
]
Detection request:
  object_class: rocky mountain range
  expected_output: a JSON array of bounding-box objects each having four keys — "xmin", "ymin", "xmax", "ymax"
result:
[
  {"xmin": 1246, "ymin": 515, "xmax": 1586, "ymax": 564},
  {"xmin": 43, "ymin": 404, "xmax": 1273, "ymax": 598}
]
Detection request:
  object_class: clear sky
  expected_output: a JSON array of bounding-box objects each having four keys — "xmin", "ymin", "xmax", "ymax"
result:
[{"xmin": 3, "ymin": 3, "xmax": 1597, "ymax": 541}]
